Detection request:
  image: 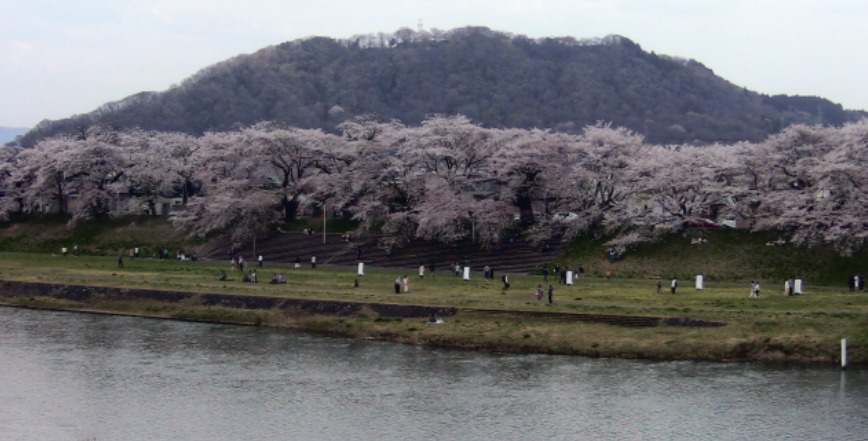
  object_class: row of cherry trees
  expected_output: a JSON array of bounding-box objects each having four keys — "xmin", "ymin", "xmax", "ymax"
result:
[{"xmin": 2, "ymin": 116, "xmax": 866, "ymax": 254}]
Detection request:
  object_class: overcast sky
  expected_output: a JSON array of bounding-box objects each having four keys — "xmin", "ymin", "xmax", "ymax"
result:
[{"xmin": 2, "ymin": 0, "xmax": 866, "ymax": 128}]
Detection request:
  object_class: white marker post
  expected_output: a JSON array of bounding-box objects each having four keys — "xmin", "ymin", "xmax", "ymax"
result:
[
  {"xmin": 357, "ymin": 262, "xmax": 365, "ymax": 276},
  {"xmin": 463, "ymin": 266, "xmax": 471, "ymax": 280},
  {"xmin": 794, "ymin": 279, "xmax": 803, "ymax": 295},
  {"xmin": 566, "ymin": 271, "xmax": 574, "ymax": 286},
  {"xmin": 695, "ymin": 275, "xmax": 704, "ymax": 290},
  {"xmin": 841, "ymin": 338, "xmax": 848, "ymax": 370}
]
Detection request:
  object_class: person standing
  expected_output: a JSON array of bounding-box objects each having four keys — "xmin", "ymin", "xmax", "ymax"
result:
[
  {"xmin": 117, "ymin": 253, "xmax": 124, "ymax": 268},
  {"xmin": 394, "ymin": 277, "xmax": 401, "ymax": 294},
  {"xmin": 257, "ymin": 254, "xmax": 264, "ymax": 267},
  {"xmin": 536, "ymin": 284, "xmax": 543, "ymax": 302},
  {"xmin": 670, "ymin": 278, "xmax": 678, "ymax": 295},
  {"xmin": 656, "ymin": 279, "xmax": 662, "ymax": 294},
  {"xmin": 403, "ymin": 275, "xmax": 410, "ymax": 293},
  {"xmin": 547, "ymin": 285, "xmax": 554, "ymax": 304},
  {"xmin": 310, "ymin": 256, "xmax": 316, "ymax": 269}
]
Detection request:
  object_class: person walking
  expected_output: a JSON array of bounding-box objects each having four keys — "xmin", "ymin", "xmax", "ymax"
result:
[{"xmin": 750, "ymin": 281, "xmax": 761, "ymax": 299}]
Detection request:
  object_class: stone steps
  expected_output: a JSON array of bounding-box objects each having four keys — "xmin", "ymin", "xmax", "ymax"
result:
[{"xmin": 208, "ymin": 233, "xmax": 563, "ymax": 274}]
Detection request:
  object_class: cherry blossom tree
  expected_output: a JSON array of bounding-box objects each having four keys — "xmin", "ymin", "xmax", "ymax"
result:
[
  {"xmin": 400, "ymin": 115, "xmax": 502, "ymax": 243},
  {"xmin": 240, "ymin": 122, "xmax": 335, "ymax": 222},
  {"xmin": 0, "ymin": 146, "xmax": 31, "ymax": 217},
  {"xmin": 170, "ymin": 128, "xmax": 271, "ymax": 243},
  {"xmin": 3, "ymin": 113, "xmax": 865, "ymax": 257},
  {"xmin": 529, "ymin": 123, "xmax": 648, "ymax": 250},
  {"xmin": 746, "ymin": 122, "xmax": 868, "ymax": 253}
]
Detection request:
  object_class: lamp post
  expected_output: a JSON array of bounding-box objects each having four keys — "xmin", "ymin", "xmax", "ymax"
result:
[{"xmin": 322, "ymin": 201, "xmax": 327, "ymax": 244}]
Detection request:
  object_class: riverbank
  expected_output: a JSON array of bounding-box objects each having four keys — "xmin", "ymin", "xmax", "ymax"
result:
[{"xmin": 0, "ymin": 252, "xmax": 865, "ymax": 365}]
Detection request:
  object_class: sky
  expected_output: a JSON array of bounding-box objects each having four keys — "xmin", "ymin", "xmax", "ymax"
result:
[{"xmin": 2, "ymin": 0, "xmax": 867, "ymax": 128}]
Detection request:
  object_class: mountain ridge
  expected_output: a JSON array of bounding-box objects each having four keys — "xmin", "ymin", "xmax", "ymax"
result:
[{"xmin": 13, "ymin": 26, "xmax": 866, "ymax": 147}]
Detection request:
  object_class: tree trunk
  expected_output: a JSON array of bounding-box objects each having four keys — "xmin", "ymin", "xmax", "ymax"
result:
[
  {"xmin": 515, "ymin": 192, "xmax": 535, "ymax": 228},
  {"xmin": 283, "ymin": 197, "xmax": 299, "ymax": 223}
]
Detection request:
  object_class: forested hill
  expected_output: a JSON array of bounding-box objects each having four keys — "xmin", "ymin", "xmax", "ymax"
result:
[{"xmin": 15, "ymin": 26, "xmax": 867, "ymax": 147}]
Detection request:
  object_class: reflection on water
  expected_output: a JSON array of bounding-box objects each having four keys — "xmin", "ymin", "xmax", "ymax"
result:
[{"xmin": 1, "ymin": 307, "xmax": 866, "ymax": 441}]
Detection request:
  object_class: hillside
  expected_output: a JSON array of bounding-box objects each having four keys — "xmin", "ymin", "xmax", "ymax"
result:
[
  {"xmin": 1, "ymin": 216, "xmax": 863, "ymax": 286},
  {"xmin": 15, "ymin": 27, "xmax": 866, "ymax": 147}
]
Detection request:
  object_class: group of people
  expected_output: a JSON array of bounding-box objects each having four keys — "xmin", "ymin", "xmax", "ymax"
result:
[
  {"xmin": 483, "ymin": 265, "xmax": 495, "ymax": 280},
  {"xmin": 535, "ymin": 284, "xmax": 555, "ymax": 303},
  {"xmin": 848, "ymin": 274, "xmax": 866, "ymax": 292},
  {"xmin": 749, "ymin": 280, "xmax": 761, "ymax": 299},
  {"xmin": 655, "ymin": 278, "xmax": 679, "ymax": 294},
  {"xmin": 394, "ymin": 275, "xmax": 411, "ymax": 293},
  {"xmin": 543, "ymin": 264, "xmax": 585, "ymax": 285}
]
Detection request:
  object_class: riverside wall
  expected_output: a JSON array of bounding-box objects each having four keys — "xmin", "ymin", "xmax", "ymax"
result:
[{"xmin": 0, "ymin": 280, "xmax": 458, "ymax": 319}]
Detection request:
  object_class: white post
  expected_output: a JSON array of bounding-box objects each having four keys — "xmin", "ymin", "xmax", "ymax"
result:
[
  {"xmin": 566, "ymin": 271, "xmax": 574, "ymax": 286},
  {"xmin": 695, "ymin": 275, "xmax": 704, "ymax": 290},
  {"xmin": 463, "ymin": 266, "xmax": 471, "ymax": 280},
  {"xmin": 357, "ymin": 262, "xmax": 365, "ymax": 276},
  {"xmin": 841, "ymin": 338, "xmax": 848, "ymax": 370}
]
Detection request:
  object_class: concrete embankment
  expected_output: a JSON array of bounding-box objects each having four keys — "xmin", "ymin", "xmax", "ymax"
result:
[{"xmin": 0, "ymin": 280, "xmax": 458, "ymax": 320}]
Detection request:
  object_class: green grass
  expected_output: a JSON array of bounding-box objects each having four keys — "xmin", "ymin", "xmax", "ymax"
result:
[
  {"xmin": 0, "ymin": 214, "xmax": 196, "ymax": 257},
  {"xmin": 556, "ymin": 228, "xmax": 867, "ymax": 285},
  {"xmin": 0, "ymin": 251, "xmax": 866, "ymax": 364},
  {"xmin": 1, "ymin": 216, "xmax": 866, "ymax": 364}
]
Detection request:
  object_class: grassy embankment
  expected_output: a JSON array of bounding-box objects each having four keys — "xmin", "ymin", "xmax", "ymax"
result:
[{"xmin": 0, "ymin": 215, "xmax": 866, "ymax": 364}]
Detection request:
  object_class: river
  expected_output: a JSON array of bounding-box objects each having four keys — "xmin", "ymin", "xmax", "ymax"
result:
[{"xmin": 1, "ymin": 307, "xmax": 865, "ymax": 441}]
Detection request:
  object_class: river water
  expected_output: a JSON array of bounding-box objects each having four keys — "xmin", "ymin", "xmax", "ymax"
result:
[{"xmin": 1, "ymin": 307, "xmax": 865, "ymax": 441}]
